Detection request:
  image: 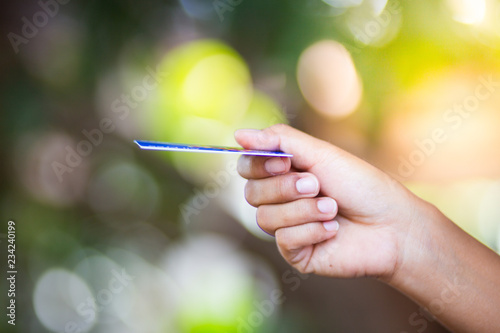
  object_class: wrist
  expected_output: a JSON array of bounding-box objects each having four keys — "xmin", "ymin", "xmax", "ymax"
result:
[
  {"xmin": 382, "ymin": 193, "xmax": 467, "ymax": 318},
  {"xmin": 383, "ymin": 196, "xmax": 447, "ymax": 288},
  {"xmin": 381, "ymin": 194, "xmax": 500, "ymax": 332}
]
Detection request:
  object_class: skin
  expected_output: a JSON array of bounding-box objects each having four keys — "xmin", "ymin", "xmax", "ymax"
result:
[{"xmin": 235, "ymin": 124, "xmax": 500, "ymax": 333}]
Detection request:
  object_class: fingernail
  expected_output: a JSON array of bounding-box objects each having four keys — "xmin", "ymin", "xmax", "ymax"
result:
[
  {"xmin": 317, "ymin": 198, "xmax": 337, "ymax": 214},
  {"xmin": 296, "ymin": 176, "xmax": 318, "ymax": 194},
  {"xmin": 265, "ymin": 158, "xmax": 286, "ymax": 174},
  {"xmin": 323, "ymin": 221, "xmax": 339, "ymax": 232}
]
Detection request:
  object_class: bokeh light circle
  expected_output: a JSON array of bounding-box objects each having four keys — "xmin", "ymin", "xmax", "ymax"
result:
[
  {"xmin": 140, "ymin": 39, "xmax": 286, "ymax": 184},
  {"xmin": 87, "ymin": 160, "xmax": 160, "ymax": 225},
  {"xmin": 33, "ymin": 269, "xmax": 96, "ymax": 333},
  {"xmin": 161, "ymin": 234, "xmax": 280, "ymax": 331},
  {"xmin": 297, "ymin": 40, "xmax": 362, "ymax": 119},
  {"xmin": 16, "ymin": 132, "xmax": 89, "ymax": 207}
]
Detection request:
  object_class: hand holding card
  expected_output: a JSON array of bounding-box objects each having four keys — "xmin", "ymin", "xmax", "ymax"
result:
[{"xmin": 134, "ymin": 140, "xmax": 293, "ymax": 157}]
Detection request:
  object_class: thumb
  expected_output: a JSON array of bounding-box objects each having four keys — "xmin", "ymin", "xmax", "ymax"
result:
[{"xmin": 234, "ymin": 124, "xmax": 340, "ymax": 171}]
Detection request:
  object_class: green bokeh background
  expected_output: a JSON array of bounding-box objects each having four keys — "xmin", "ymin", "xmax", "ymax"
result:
[{"xmin": 1, "ymin": 0, "xmax": 500, "ymax": 332}]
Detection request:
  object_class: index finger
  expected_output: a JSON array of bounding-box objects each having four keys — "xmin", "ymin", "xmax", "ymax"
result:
[
  {"xmin": 237, "ymin": 155, "xmax": 291, "ymax": 179},
  {"xmin": 234, "ymin": 124, "xmax": 338, "ymax": 172}
]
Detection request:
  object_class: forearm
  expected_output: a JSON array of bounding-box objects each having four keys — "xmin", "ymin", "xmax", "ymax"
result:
[{"xmin": 388, "ymin": 200, "xmax": 500, "ymax": 332}]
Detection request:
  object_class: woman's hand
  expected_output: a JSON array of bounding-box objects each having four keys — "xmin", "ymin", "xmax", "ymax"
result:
[
  {"xmin": 236, "ymin": 124, "xmax": 500, "ymax": 333},
  {"xmin": 235, "ymin": 124, "xmax": 429, "ymax": 281}
]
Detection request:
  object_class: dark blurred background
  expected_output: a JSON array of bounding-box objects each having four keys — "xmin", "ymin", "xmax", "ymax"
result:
[{"xmin": 1, "ymin": 0, "xmax": 500, "ymax": 332}]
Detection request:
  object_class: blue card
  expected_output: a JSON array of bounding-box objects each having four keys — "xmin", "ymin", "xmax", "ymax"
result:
[{"xmin": 134, "ymin": 140, "xmax": 293, "ymax": 157}]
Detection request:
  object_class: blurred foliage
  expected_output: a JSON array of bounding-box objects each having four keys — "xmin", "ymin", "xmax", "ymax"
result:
[{"xmin": 1, "ymin": 0, "xmax": 500, "ymax": 332}]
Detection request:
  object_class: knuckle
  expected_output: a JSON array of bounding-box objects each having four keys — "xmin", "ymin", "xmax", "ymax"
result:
[
  {"xmin": 297, "ymin": 199, "xmax": 312, "ymax": 218},
  {"xmin": 244, "ymin": 181, "xmax": 258, "ymax": 207},
  {"xmin": 276, "ymin": 175, "xmax": 292, "ymax": 200},
  {"xmin": 268, "ymin": 123, "xmax": 288, "ymax": 133},
  {"xmin": 304, "ymin": 223, "xmax": 319, "ymax": 238},
  {"xmin": 275, "ymin": 228, "xmax": 291, "ymax": 249},
  {"xmin": 279, "ymin": 203, "xmax": 299, "ymax": 225},
  {"xmin": 261, "ymin": 124, "xmax": 289, "ymax": 145},
  {"xmin": 256, "ymin": 207, "xmax": 272, "ymax": 233},
  {"xmin": 236, "ymin": 157, "xmax": 246, "ymax": 177},
  {"xmin": 237, "ymin": 156, "xmax": 252, "ymax": 178}
]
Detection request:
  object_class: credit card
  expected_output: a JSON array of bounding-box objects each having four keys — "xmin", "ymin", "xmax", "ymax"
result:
[{"xmin": 134, "ymin": 140, "xmax": 293, "ymax": 157}]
